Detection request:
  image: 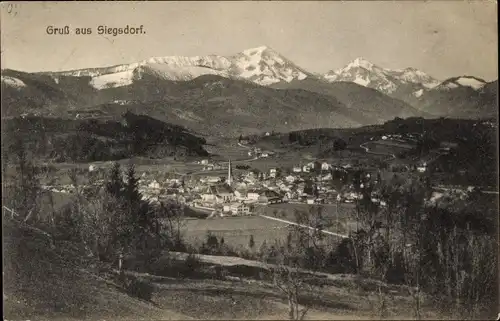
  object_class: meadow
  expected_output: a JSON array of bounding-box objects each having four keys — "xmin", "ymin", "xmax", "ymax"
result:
[{"xmin": 181, "ymin": 215, "xmax": 291, "ymax": 249}]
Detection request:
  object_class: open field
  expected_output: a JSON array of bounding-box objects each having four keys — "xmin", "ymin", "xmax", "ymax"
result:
[
  {"xmin": 374, "ymin": 139, "xmax": 415, "ymax": 150},
  {"xmin": 361, "ymin": 142, "xmax": 408, "ymax": 156},
  {"xmin": 182, "ymin": 216, "xmax": 292, "ymax": 249},
  {"xmin": 181, "ymin": 203, "xmax": 360, "ymax": 250},
  {"xmin": 258, "ymin": 203, "xmax": 359, "ymax": 235}
]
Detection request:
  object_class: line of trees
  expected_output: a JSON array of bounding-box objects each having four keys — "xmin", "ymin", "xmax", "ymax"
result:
[{"xmin": 3, "ymin": 142, "xmax": 187, "ymax": 271}]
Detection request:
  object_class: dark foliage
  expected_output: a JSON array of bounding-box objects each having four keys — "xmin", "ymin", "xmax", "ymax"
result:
[{"xmin": 2, "ymin": 112, "xmax": 209, "ymax": 163}]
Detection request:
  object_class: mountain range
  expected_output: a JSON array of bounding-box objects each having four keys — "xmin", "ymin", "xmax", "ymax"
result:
[{"xmin": 1, "ymin": 45, "xmax": 497, "ymax": 136}]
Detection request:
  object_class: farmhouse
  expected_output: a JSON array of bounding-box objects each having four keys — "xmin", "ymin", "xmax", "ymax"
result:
[
  {"xmin": 247, "ymin": 189, "xmax": 262, "ymax": 201},
  {"xmin": 223, "ymin": 202, "xmax": 251, "ymax": 215}
]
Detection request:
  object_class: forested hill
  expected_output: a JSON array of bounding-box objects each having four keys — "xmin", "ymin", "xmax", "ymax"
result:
[{"xmin": 1, "ymin": 111, "xmax": 209, "ymax": 163}]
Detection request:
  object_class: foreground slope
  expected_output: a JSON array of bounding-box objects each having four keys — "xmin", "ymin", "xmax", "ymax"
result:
[{"xmin": 2, "ymin": 216, "xmax": 191, "ymax": 320}]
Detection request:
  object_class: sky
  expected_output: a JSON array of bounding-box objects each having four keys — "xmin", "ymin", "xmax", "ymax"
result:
[{"xmin": 1, "ymin": 1, "xmax": 498, "ymax": 81}]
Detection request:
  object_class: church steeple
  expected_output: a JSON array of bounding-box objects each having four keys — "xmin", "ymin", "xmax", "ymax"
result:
[{"xmin": 227, "ymin": 159, "xmax": 233, "ymax": 186}]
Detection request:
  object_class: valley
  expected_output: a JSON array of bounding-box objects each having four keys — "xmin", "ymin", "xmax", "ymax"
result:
[{"xmin": 2, "ymin": 6, "xmax": 498, "ymax": 320}]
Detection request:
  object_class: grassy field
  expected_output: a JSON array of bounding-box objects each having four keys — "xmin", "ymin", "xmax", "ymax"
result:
[
  {"xmin": 257, "ymin": 203, "xmax": 359, "ymax": 235},
  {"xmin": 182, "ymin": 216, "xmax": 291, "ymax": 249},
  {"xmin": 181, "ymin": 202, "xmax": 360, "ymax": 250}
]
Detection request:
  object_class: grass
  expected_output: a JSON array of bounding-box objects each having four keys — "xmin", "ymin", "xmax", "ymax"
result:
[
  {"xmin": 2, "ymin": 218, "xmax": 190, "ymax": 320},
  {"xmin": 182, "ymin": 215, "xmax": 291, "ymax": 249},
  {"xmin": 181, "ymin": 203, "xmax": 359, "ymax": 250},
  {"xmin": 3, "ymin": 212, "xmax": 449, "ymax": 321}
]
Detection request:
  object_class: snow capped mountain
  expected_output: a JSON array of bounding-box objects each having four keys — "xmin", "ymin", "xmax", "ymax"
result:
[
  {"xmin": 1, "ymin": 75, "xmax": 27, "ymax": 89},
  {"xmin": 387, "ymin": 67, "xmax": 440, "ymax": 89},
  {"xmin": 323, "ymin": 58, "xmax": 440, "ymax": 95},
  {"xmin": 47, "ymin": 46, "xmax": 311, "ymax": 89},
  {"xmin": 230, "ymin": 46, "xmax": 309, "ymax": 85},
  {"xmin": 436, "ymin": 76, "xmax": 487, "ymax": 91}
]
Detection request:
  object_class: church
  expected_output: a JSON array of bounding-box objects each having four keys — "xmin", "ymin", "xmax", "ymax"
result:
[{"xmin": 200, "ymin": 159, "xmax": 236, "ymax": 204}]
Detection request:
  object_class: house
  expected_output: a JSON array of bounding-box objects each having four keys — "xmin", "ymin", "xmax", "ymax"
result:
[
  {"xmin": 320, "ymin": 173, "xmax": 332, "ymax": 182},
  {"xmin": 200, "ymin": 176, "xmax": 222, "ymax": 184},
  {"xmin": 417, "ymin": 166, "xmax": 427, "ymax": 173},
  {"xmin": 201, "ymin": 159, "xmax": 209, "ymax": 165},
  {"xmin": 234, "ymin": 189, "xmax": 247, "ymax": 200},
  {"xmin": 293, "ymin": 166, "xmax": 302, "ymax": 173},
  {"xmin": 89, "ymin": 164, "xmax": 96, "ymax": 172},
  {"xmin": 247, "ymin": 189, "xmax": 262, "ymax": 201},
  {"xmin": 223, "ymin": 202, "xmax": 251, "ymax": 215},
  {"xmin": 269, "ymin": 168, "xmax": 277, "ymax": 178},
  {"xmin": 261, "ymin": 153, "xmax": 269, "ymax": 158},
  {"xmin": 285, "ymin": 175, "xmax": 296, "ymax": 183},
  {"xmin": 306, "ymin": 197, "xmax": 316, "ymax": 204},
  {"xmin": 302, "ymin": 165, "xmax": 310, "ymax": 173},
  {"xmin": 148, "ymin": 180, "xmax": 161, "ymax": 189},
  {"xmin": 258, "ymin": 190, "xmax": 282, "ymax": 204},
  {"xmin": 321, "ymin": 162, "xmax": 331, "ymax": 171}
]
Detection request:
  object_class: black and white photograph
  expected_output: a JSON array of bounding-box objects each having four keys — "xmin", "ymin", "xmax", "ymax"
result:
[{"xmin": 1, "ymin": 1, "xmax": 498, "ymax": 320}]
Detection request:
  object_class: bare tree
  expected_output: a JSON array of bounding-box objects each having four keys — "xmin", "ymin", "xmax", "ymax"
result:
[{"xmin": 262, "ymin": 206, "xmax": 327, "ymax": 320}]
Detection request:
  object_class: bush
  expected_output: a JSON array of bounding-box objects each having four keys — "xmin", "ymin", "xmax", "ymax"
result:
[
  {"xmin": 126, "ymin": 277, "xmax": 155, "ymax": 301},
  {"xmin": 183, "ymin": 253, "xmax": 202, "ymax": 276}
]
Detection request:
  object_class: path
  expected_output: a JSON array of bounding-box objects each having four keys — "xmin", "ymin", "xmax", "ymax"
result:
[
  {"xmin": 359, "ymin": 142, "xmax": 396, "ymax": 161},
  {"xmin": 258, "ymin": 214, "xmax": 349, "ymax": 239}
]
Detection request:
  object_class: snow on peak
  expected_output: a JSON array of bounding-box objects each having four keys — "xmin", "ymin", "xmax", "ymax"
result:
[
  {"xmin": 437, "ymin": 76, "xmax": 488, "ymax": 91},
  {"xmin": 231, "ymin": 45, "xmax": 309, "ymax": 85},
  {"xmin": 241, "ymin": 45, "xmax": 271, "ymax": 56},
  {"xmin": 1, "ymin": 75, "xmax": 27, "ymax": 89},
  {"xmin": 413, "ymin": 89, "xmax": 424, "ymax": 98},
  {"xmin": 350, "ymin": 57, "xmax": 375, "ymax": 70},
  {"xmin": 455, "ymin": 76, "xmax": 486, "ymax": 90},
  {"xmin": 54, "ymin": 45, "xmax": 309, "ymax": 89},
  {"xmin": 324, "ymin": 59, "xmax": 440, "ymax": 95}
]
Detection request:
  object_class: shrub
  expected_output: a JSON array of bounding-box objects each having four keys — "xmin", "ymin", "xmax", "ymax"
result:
[{"xmin": 126, "ymin": 277, "xmax": 155, "ymax": 301}]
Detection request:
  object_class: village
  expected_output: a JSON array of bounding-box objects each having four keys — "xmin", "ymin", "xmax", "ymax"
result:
[
  {"xmin": 39, "ymin": 130, "xmax": 482, "ymax": 219},
  {"xmin": 41, "ymin": 157, "xmax": 390, "ymax": 218}
]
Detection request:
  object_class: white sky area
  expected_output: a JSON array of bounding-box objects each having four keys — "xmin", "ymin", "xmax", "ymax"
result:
[{"xmin": 1, "ymin": 1, "xmax": 497, "ymax": 81}]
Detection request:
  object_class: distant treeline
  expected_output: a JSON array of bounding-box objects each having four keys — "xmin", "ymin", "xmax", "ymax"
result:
[{"xmin": 2, "ymin": 111, "xmax": 209, "ymax": 163}]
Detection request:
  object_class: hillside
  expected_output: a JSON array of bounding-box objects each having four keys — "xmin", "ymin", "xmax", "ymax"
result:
[
  {"xmin": 1, "ymin": 112, "xmax": 209, "ymax": 162},
  {"xmin": 2, "ymin": 215, "xmax": 193, "ymax": 320},
  {"xmin": 1, "ymin": 72, "xmax": 376, "ymax": 136},
  {"xmin": 409, "ymin": 77, "xmax": 498, "ymax": 118},
  {"xmin": 270, "ymin": 77, "xmax": 427, "ymax": 123},
  {"xmin": 3, "ymin": 212, "xmax": 448, "ymax": 320}
]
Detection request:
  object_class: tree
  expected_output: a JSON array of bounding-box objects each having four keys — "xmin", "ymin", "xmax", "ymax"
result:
[
  {"xmin": 4, "ymin": 138, "xmax": 42, "ymax": 224},
  {"xmin": 106, "ymin": 162, "xmax": 123, "ymax": 197},
  {"xmin": 249, "ymin": 234, "xmax": 255, "ymax": 250},
  {"xmin": 262, "ymin": 206, "xmax": 326, "ymax": 320}
]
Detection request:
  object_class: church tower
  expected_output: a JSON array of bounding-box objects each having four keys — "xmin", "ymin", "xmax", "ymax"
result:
[{"xmin": 227, "ymin": 159, "xmax": 233, "ymax": 186}]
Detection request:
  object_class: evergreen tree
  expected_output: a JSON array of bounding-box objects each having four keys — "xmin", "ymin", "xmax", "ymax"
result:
[
  {"xmin": 249, "ymin": 234, "xmax": 255, "ymax": 249},
  {"xmin": 106, "ymin": 162, "xmax": 123, "ymax": 197},
  {"xmin": 125, "ymin": 164, "xmax": 141, "ymax": 204}
]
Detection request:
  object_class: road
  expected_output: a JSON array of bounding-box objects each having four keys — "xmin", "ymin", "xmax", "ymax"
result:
[
  {"xmin": 359, "ymin": 142, "xmax": 396, "ymax": 161},
  {"xmin": 258, "ymin": 214, "xmax": 349, "ymax": 239}
]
